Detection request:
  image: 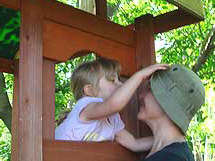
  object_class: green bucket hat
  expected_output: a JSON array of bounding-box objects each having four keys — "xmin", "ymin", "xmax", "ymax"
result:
[{"xmin": 150, "ymin": 64, "xmax": 205, "ymax": 134}]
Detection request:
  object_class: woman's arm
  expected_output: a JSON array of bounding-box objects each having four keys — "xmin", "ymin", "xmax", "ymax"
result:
[{"xmin": 115, "ymin": 129, "xmax": 153, "ymax": 152}]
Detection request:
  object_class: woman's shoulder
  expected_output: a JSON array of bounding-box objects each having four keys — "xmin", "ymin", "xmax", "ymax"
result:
[{"xmin": 143, "ymin": 142, "xmax": 194, "ymax": 161}]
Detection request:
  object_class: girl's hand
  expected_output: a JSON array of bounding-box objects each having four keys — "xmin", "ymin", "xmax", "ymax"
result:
[{"xmin": 140, "ymin": 64, "xmax": 169, "ymax": 80}]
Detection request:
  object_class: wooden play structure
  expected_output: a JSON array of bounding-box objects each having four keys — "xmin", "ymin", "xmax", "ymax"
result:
[{"xmin": 0, "ymin": 0, "xmax": 204, "ymax": 161}]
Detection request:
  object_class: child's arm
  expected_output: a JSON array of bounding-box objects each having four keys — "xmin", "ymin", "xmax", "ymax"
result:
[
  {"xmin": 115, "ymin": 128, "xmax": 153, "ymax": 152},
  {"xmin": 81, "ymin": 64, "xmax": 169, "ymax": 121}
]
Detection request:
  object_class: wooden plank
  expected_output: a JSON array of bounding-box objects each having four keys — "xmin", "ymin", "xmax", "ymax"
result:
[
  {"xmin": 43, "ymin": 59, "xmax": 56, "ymax": 140},
  {"xmin": 11, "ymin": 61, "xmax": 19, "ymax": 161},
  {"xmin": 0, "ymin": 58, "xmax": 14, "ymax": 74},
  {"xmin": 95, "ymin": 0, "xmax": 107, "ymax": 18},
  {"xmin": 0, "ymin": 0, "xmax": 20, "ymax": 11},
  {"xmin": 154, "ymin": 9, "xmax": 202, "ymax": 34},
  {"xmin": 43, "ymin": 140, "xmax": 137, "ymax": 161},
  {"xmin": 43, "ymin": 0, "xmax": 135, "ymax": 48},
  {"xmin": 43, "ymin": 20, "xmax": 136, "ymax": 76},
  {"xmin": 15, "ymin": 0, "xmax": 43, "ymax": 160}
]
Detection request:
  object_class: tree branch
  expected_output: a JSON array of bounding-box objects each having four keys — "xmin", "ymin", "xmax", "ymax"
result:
[{"xmin": 192, "ymin": 24, "xmax": 215, "ymax": 72}]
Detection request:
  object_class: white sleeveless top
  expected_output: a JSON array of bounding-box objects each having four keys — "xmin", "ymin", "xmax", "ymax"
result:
[{"xmin": 55, "ymin": 97, "xmax": 125, "ymax": 141}]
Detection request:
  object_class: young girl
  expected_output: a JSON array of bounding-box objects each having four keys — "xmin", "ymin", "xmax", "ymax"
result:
[{"xmin": 55, "ymin": 57, "xmax": 168, "ymax": 152}]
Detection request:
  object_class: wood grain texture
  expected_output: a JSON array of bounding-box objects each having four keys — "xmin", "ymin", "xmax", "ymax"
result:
[
  {"xmin": 43, "ymin": 20, "xmax": 136, "ymax": 76},
  {"xmin": 43, "ymin": 140, "xmax": 138, "ymax": 161},
  {"xmin": 135, "ymin": 14, "xmax": 156, "ymax": 69},
  {"xmin": 43, "ymin": 1, "xmax": 135, "ymax": 48},
  {"xmin": 42, "ymin": 59, "xmax": 55, "ymax": 140},
  {"xmin": 11, "ymin": 61, "xmax": 19, "ymax": 161},
  {"xmin": 15, "ymin": 0, "xmax": 43, "ymax": 160}
]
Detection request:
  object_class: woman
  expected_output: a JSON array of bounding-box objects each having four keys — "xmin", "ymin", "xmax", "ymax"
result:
[{"xmin": 137, "ymin": 64, "xmax": 205, "ymax": 161}]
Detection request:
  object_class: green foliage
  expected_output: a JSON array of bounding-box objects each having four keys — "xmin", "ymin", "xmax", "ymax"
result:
[
  {"xmin": 187, "ymin": 85, "xmax": 215, "ymax": 161},
  {"xmin": 157, "ymin": 0, "xmax": 215, "ymax": 85},
  {"xmin": 0, "ymin": 120, "xmax": 11, "ymax": 161},
  {"xmin": 3, "ymin": 73, "xmax": 14, "ymax": 104},
  {"xmin": 0, "ymin": 6, "xmax": 20, "ymax": 59},
  {"xmin": 108, "ymin": 0, "xmax": 176, "ymax": 26}
]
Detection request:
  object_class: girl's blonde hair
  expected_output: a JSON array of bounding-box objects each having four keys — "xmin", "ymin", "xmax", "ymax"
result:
[{"xmin": 71, "ymin": 57, "xmax": 121, "ymax": 100}]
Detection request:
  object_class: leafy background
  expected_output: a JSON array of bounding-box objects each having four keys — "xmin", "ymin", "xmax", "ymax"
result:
[{"xmin": 0, "ymin": 0, "xmax": 214, "ymax": 161}]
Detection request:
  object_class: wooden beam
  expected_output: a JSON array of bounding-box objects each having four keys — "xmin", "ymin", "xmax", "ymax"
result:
[
  {"xmin": 127, "ymin": 9, "xmax": 202, "ymax": 34},
  {"xmin": 0, "ymin": 0, "xmax": 20, "ymax": 10},
  {"xmin": 95, "ymin": 0, "xmax": 107, "ymax": 19},
  {"xmin": 43, "ymin": 20, "xmax": 136, "ymax": 76},
  {"xmin": 43, "ymin": 140, "xmax": 137, "ymax": 161},
  {"xmin": 14, "ymin": 0, "xmax": 43, "ymax": 160},
  {"xmin": 0, "ymin": 58, "xmax": 14, "ymax": 74},
  {"xmin": 154, "ymin": 9, "xmax": 201, "ymax": 34},
  {"xmin": 43, "ymin": 1, "xmax": 135, "ymax": 48},
  {"xmin": 42, "ymin": 59, "xmax": 56, "ymax": 140}
]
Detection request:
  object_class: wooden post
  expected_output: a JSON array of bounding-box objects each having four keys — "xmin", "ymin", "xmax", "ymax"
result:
[
  {"xmin": 42, "ymin": 59, "xmax": 56, "ymax": 140},
  {"xmin": 12, "ymin": 0, "xmax": 43, "ymax": 160},
  {"xmin": 11, "ymin": 61, "xmax": 19, "ymax": 161},
  {"xmin": 134, "ymin": 14, "xmax": 156, "ymax": 158},
  {"xmin": 135, "ymin": 14, "xmax": 156, "ymax": 69},
  {"xmin": 95, "ymin": 0, "xmax": 107, "ymax": 19}
]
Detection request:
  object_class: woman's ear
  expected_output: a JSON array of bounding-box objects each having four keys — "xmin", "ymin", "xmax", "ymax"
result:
[{"xmin": 83, "ymin": 84, "xmax": 95, "ymax": 97}]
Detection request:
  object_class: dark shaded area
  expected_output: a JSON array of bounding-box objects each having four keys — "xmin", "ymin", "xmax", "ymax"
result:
[{"xmin": 0, "ymin": 5, "xmax": 20, "ymax": 60}]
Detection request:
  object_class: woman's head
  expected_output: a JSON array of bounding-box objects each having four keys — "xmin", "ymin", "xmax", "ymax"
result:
[
  {"xmin": 138, "ymin": 64, "xmax": 205, "ymax": 134},
  {"xmin": 71, "ymin": 57, "xmax": 121, "ymax": 100}
]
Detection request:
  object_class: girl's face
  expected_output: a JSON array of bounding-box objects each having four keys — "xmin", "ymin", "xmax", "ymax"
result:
[
  {"xmin": 97, "ymin": 74, "xmax": 122, "ymax": 100},
  {"xmin": 137, "ymin": 83, "xmax": 165, "ymax": 121}
]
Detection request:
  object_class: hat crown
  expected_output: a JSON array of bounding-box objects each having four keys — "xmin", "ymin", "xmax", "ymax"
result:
[{"xmin": 150, "ymin": 64, "xmax": 205, "ymax": 134}]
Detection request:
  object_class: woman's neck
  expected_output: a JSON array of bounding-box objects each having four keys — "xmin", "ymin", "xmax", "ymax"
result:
[{"xmin": 146, "ymin": 117, "xmax": 186, "ymax": 157}]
